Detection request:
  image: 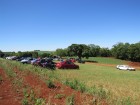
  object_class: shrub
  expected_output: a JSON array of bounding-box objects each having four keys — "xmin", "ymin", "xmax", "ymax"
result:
[
  {"xmin": 66, "ymin": 94, "xmax": 75, "ymax": 105},
  {"xmin": 98, "ymin": 86, "xmax": 108, "ymax": 100},
  {"xmin": 35, "ymin": 98, "xmax": 46, "ymax": 105},
  {"xmin": 78, "ymin": 83, "xmax": 86, "ymax": 93},
  {"xmin": 64, "ymin": 79, "xmax": 78, "ymax": 90},
  {"xmin": 46, "ymin": 79, "xmax": 55, "ymax": 88},
  {"xmin": 22, "ymin": 98, "xmax": 29, "ymax": 105},
  {"xmin": 54, "ymin": 94, "xmax": 65, "ymax": 99},
  {"xmin": 0, "ymin": 75, "xmax": 3, "ymax": 83},
  {"xmin": 64, "ymin": 79, "xmax": 86, "ymax": 93},
  {"xmin": 121, "ymin": 97, "xmax": 133, "ymax": 105}
]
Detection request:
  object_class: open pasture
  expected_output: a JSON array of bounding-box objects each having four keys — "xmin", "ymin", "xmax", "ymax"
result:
[
  {"xmin": 56, "ymin": 57, "xmax": 140, "ymax": 104},
  {"xmin": 0, "ymin": 57, "xmax": 140, "ymax": 104}
]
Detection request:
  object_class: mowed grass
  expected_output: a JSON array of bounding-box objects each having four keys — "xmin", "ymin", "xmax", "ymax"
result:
[
  {"xmin": 55, "ymin": 58, "xmax": 140, "ymax": 104},
  {"xmin": 84, "ymin": 57, "xmax": 127, "ymax": 65}
]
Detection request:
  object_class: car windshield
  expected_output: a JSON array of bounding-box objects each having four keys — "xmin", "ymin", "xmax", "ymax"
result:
[{"xmin": 119, "ymin": 65, "xmax": 129, "ymax": 67}]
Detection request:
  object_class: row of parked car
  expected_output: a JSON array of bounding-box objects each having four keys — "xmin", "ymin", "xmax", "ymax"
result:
[{"xmin": 5, "ymin": 56, "xmax": 80, "ymax": 70}]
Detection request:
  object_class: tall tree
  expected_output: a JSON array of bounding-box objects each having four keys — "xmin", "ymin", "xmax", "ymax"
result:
[
  {"xmin": 99, "ymin": 48, "xmax": 111, "ymax": 57},
  {"xmin": 88, "ymin": 44, "xmax": 100, "ymax": 57},
  {"xmin": 68, "ymin": 44, "xmax": 90, "ymax": 59},
  {"xmin": 55, "ymin": 48, "xmax": 68, "ymax": 57},
  {"xmin": 111, "ymin": 42, "xmax": 130, "ymax": 60},
  {"xmin": 128, "ymin": 42, "xmax": 140, "ymax": 62}
]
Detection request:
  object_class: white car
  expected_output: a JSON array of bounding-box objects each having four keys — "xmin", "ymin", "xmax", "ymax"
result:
[
  {"xmin": 116, "ymin": 65, "xmax": 135, "ymax": 71},
  {"xmin": 6, "ymin": 56, "xmax": 17, "ymax": 60}
]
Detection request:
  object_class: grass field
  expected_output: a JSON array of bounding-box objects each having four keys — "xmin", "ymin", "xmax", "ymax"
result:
[
  {"xmin": 0, "ymin": 57, "xmax": 140, "ymax": 104},
  {"xmin": 55, "ymin": 57, "xmax": 140, "ymax": 104},
  {"xmin": 83, "ymin": 57, "xmax": 127, "ymax": 65}
]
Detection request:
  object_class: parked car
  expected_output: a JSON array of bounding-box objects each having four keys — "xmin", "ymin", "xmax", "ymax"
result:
[
  {"xmin": 20, "ymin": 57, "xmax": 33, "ymax": 64},
  {"xmin": 76, "ymin": 58, "xmax": 85, "ymax": 64},
  {"xmin": 56, "ymin": 60, "xmax": 79, "ymax": 69},
  {"xmin": 31, "ymin": 59, "xmax": 39, "ymax": 65},
  {"xmin": 70, "ymin": 58, "xmax": 76, "ymax": 62},
  {"xmin": 116, "ymin": 65, "xmax": 135, "ymax": 71},
  {"xmin": 6, "ymin": 56, "xmax": 17, "ymax": 60},
  {"xmin": 32, "ymin": 58, "xmax": 56, "ymax": 70},
  {"xmin": 16, "ymin": 57, "xmax": 25, "ymax": 61}
]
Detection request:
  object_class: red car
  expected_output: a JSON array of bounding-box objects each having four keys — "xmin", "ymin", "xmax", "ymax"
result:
[{"xmin": 56, "ymin": 60, "xmax": 79, "ymax": 69}]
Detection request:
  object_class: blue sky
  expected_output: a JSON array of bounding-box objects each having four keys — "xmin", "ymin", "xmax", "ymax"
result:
[{"xmin": 0, "ymin": 0, "xmax": 140, "ymax": 52}]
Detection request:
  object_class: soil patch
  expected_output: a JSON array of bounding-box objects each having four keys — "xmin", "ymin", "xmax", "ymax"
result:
[
  {"xmin": 13, "ymin": 68, "xmax": 97, "ymax": 105},
  {"xmin": 0, "ymin": 68, "xmax": 22, "ymax": 105},
  {"xmin": 127, "ymin": 61, "xmax": 140, "ymax": 67},
  {"xmin": 127, "ymin": 61, "xmax": 140, "ymax": 70},
  {"xmin": 22, "ymin": 71, "xmax": 94, "ymax": 105}
]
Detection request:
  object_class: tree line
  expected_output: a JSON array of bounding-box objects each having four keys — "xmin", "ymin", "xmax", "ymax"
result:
[
  {"xmin": 0, "ymin": 42, "xmax": 140, "ymax": 62},
  {"xmin": 55, "ymin": 42, "xmax": 140, "ymax": 62},
  {"xmin": 111, "ymin": 42, "xmax": 140, "ymax": 62},
  {"xmin": 0, "ymin": 51, "xmax": 54, "ymax": 58}
]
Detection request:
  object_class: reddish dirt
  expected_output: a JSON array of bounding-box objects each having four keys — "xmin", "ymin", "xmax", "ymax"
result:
[
  {"xmin": 0, "ymin": 68, "xmax": 22, "ymax": 105},
  {"xmin": 127, "ymin": 61, "xmax": 140, "ymax": 67},
  {"xmin": 127, "ymin": 61, "xmax": 140, "ymax": 70},
  {"xmin": 13, "ymin": 68, "xmax": 100, "ymax": 105},
  {"xmin": 0, "ymin": 65, "xmax": 107, "ymax": 105},
  {"xmin": 19, "ymin": 70, "xmax": 95, "ymax": 105}
]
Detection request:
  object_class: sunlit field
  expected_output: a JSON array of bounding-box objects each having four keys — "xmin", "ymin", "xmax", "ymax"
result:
[
  {"xmin": 84, "ymin": 57, "xmax": 127, "ymax": 64},
  {"xmin": 0, "ymin": 57, "xmax": 140, "ymax": 104},
  {"xmin": 55, "ymin": 58, "xmax": 140, "ymax": 104}
]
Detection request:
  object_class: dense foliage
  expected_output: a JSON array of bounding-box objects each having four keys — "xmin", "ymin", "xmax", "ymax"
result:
[
  {"xmin": 67, "ymin": 44, "xmax": 90, "ymax": 59},
  {"xmin": 55, "ymin": 48, "xmax": 68, "ymax": 57},
  {"xmin": 1, "ymin": 42, "xmax": 140, "ymax": 62},
  {"xmin": 0, "ymin": 50, "xmax": 4, "ymax": 57},
  {"xmin": 111, "ymin": 42, "xmax": 140, "ymax": 62}
]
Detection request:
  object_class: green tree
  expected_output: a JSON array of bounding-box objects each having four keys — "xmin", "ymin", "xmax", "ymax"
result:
[
  {"xmin": 17, "ymin": 51, "xmax": 22, "ymax": 57},
  {"xmin": 0, "ymin": 50, "xmax": 4, "ymax": 58},
  {"xmin": 111, "ymin": 42, "xmax": 130, "ymax": 60},
  {"xmin": 55, "ymin": 48, "xmax": 68, "ymax": 57},
  {"xmin": 99, "ymin": 48, "xmax": 111, "ymax": 57},
  {"xmin": 128, "ymin": 42, "xmax": 140, "ymax": 62},
  {"xmin": 68, "ymin": 44, "xmax": 90, "ymax": 59},
  {"xmin": 31, "ymin": 51, "xmax": 38, "ymax": 58},
  {"xmin": 88, "ymin": 44, "xmax": 100, "ymax": 57},
  {"xmin": 40, "ymin": 53, "xmax": 50, "ymax": 58}
]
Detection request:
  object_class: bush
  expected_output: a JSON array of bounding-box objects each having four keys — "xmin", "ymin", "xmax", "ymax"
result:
[
  {"xmin": 54, "ymin": 94, "xmax": 65, "ymax": 99},
  {"xmin": 66, "ymin": 94, "xmax": 75, "ymax": 105},
  {"xmin": 64, "ymin": 79, "xmax": 86, "ymax": 93},
  {"xmin": 46, "ymin": 79, "xmax": 55, "ymax": 88},
  {"xmin": 78, "ymin": 83, "xmax": 86, "ymax": 93}
]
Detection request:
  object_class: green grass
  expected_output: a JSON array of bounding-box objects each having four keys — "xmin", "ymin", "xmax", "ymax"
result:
[
  {"xmin": 0, "ymin": 57, "xmax": 140, "ymax": 104},
  {"xmin": 55, "ymin": 63, "xmax": 140, "ymax": 104},
  {"xmin": 84, "ymin": 57, "xmax": 126, "ymax": 65}
]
